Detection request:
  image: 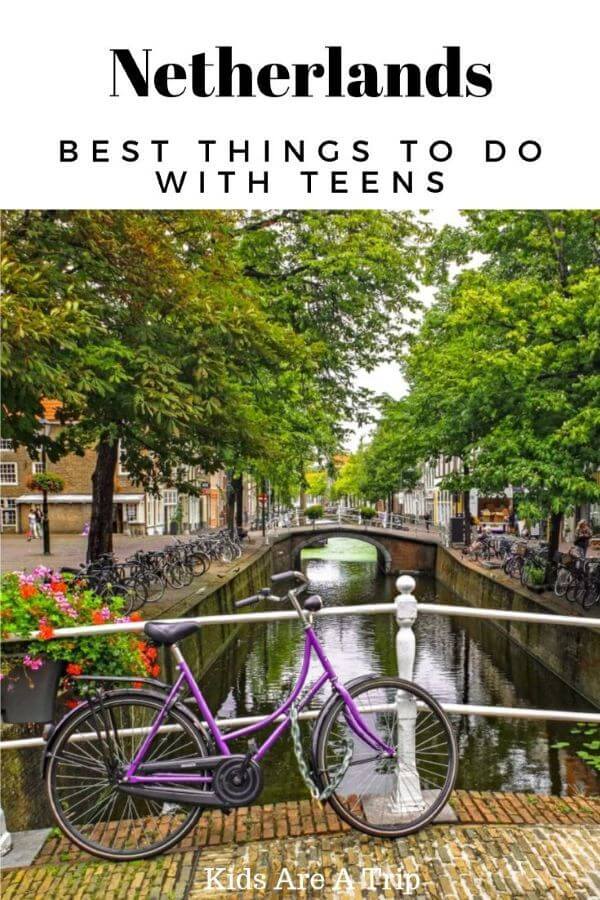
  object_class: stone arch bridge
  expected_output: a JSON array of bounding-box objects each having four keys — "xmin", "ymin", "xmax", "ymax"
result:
[{"xmin": 269, "ymin": 523, "xmax": 439, "ymax": 575}]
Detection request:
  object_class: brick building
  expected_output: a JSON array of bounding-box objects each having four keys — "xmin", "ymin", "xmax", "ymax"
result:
[{"xmin": 0, "ymin": 402, "xmax": 227, "ymax": 535}]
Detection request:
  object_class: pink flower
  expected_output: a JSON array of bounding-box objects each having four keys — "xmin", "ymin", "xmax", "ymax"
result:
[
  {"xmin": 52, "ymin": 592, "xmax": 78, "ymax": 619},
  {"xmin": 23, "ymin": 655, "xmax": 44, "ymax": 671}
]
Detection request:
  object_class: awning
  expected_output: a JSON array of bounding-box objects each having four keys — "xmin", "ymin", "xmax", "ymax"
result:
[{"xmin": 16, "ymin": 494, "xmax": 144, "ymax": 504}]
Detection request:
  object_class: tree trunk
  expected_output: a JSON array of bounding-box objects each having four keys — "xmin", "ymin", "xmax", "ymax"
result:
[
  {"xmin": 87, "ymin": 437, "xmax": 118, "ymax": 562},
  {"xmin": 548, "ymin": 511, "xmax": 563, "ymax": 560},
  {"xmin": 234, "ymin": 474, "xmax": 244, "ymax": 528}
]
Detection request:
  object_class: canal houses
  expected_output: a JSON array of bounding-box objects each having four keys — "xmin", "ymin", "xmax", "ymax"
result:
[{"xmin": 0, "ymin": 401, "xmax": 229, "ymax": 535}]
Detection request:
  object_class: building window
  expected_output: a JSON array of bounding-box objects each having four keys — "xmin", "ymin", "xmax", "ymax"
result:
[
  {"xmin": 0, "ymin": 463, "xmax": 18, "ymax": 484},
  {"xmin": 118, "ymin": 440, "xmax": 128, "ymax": 475},
  {"xmin": 30, "ymin": 451, "xmax": 44, "ymax": 474},
  {"xmin": 0, "ymin": 498, "xmax": 16, "ymax": 527},
  {"xmin": 0, "ymin": 438, "xmax": 14, "ymax": 451},
  {"xmin": 125, "ymin": 503, "xmax": 138, "ymax": 523},
  {"xmin": 163, "ymin": 489, "xmax": 178, "ymax": 506}
]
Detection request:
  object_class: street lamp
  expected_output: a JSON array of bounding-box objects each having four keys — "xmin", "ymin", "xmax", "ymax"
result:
[{"xmin": 41, "ymin": 422, "xmax": 51, "ymax": 555}]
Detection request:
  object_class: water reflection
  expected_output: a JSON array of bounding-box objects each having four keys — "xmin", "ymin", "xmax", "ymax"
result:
[{"xmin": 202, "ymin": 538, "xmax": 599, "ymax": 800}]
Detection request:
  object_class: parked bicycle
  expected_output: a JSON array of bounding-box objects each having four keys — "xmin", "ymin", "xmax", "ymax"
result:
[
  {"xmin": 60, "ymin": 557, "xmax": 142, "ymax": 616},
  {"xmin": 60, "ymin": 528, "xmax": 246, "ymax": 615},
  {"xmin": 554, "ymin": 546, "xmax": 586, "ymax": 599},
  {"xmin": 565, "ymin": 557, "xmax": 600, "ymax": 609},
  {"xmin": 43, "ymin": 571, "xmax": 457, "ymax": 860}
]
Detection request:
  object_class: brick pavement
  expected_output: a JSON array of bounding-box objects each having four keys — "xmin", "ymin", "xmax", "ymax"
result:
[{"xmin": 2, "ymin": 793, "xmax": 599, "ymax": 898}]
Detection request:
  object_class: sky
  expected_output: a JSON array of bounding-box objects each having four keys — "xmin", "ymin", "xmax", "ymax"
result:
[{"xmin": 347, "ymin": 209, "xmax": 464, "ymax": 450}]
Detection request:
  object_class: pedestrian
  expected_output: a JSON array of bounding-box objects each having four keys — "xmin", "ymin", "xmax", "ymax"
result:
[
  {"xmin": 34, "ymin": 507, "xmax": 43, "ymax": 538},
  {"xmin": 574, "ymin": 519, "xmax": 592, "ymax": 557},
  {"xmin": 27, "ymin": 506, "xmax": 37, "ymax": 541},
  {"xmin": 423, "ymin": 511, "xmax": 431, "ymax": 532},
  {"xmin": 508, "ymin": 508, "xmax": 516, "ymax": 534}
]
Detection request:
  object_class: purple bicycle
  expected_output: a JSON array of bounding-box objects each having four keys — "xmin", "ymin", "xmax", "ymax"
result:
[{"xmin": 44, "ymin": 571, "xmax": 457, "ymax": 860}]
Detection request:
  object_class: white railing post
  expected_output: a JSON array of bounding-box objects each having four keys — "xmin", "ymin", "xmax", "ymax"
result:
[
  {"xmin": 337, "ymin": 505, "xmax": 342, "ymax": 524},
  {"xmin": 387, "ymin": 574, "xmax": 425, "ymax": 817},
  {"xmin": 0, "ymin": 805, "xmax": 12, "ymax": 856}
]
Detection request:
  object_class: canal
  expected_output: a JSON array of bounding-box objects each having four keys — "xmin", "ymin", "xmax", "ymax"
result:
[{"xmin": 200, "ymin": 537, "xmax": 600, "ymax": 803}]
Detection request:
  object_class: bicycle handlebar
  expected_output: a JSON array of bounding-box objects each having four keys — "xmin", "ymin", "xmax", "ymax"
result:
[
  {"xmin": 234, "ymin": 577, "xmax": 308, "ymax": 609},
  {"xmin": 234, "ymin": 594, "xmax": 261, "ymax": 608},
  {"xmin": 270, "ymin": 570, "xmax": 308, "ymax": 585}
]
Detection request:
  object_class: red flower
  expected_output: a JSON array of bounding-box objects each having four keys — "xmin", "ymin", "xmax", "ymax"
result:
[
  {"xmin": 65, "ymin": 699, "xmax": 81, "ymax": 709},
  {"xmin": 150, "ymin": 664, "xmax": 160, "ymax": 678},
  {"xmin": 133, "ymin": 681, "xmax": 143, "ymax": 689},
  {"xmin": 145, "ymin": 646, "xmax": 158, "ymax": 661},
  {"xmin": 66, "ymin": 663, "xmax": 83, "ymax": 676},
  {"xmin": 38, "ymin": 623, "xmax": 55, "ymax": 640},
  {"xmin": 20, "ymin": 584, "xmax": 37, "ymax": 599},
  {"xmin": 92, "ymin": 611, "xmax": 105, "ymax": 625},
  {"xmin": 50, "ymin": 581, "xmax": 67, "ymax": 594},
  {"xmin": 130, "ymin": 612, "xmax": 142, "ymax": 622}
]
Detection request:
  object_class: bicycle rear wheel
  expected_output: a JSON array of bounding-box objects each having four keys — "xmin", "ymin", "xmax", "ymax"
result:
[
  {"xmin": 46, "ymin": 692, "xmax": 207, "ymax": 861},
  {"xmin": 313, "ymin": 676, "xmax": 457, "ymax": 838},
  {"xmin": 554, "ymin": 567, "xmax": 572, "ymax": 598}
]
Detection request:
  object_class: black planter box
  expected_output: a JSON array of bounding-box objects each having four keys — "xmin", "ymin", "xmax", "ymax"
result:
[{"xmin": 1, "ymin": 659, "xmax": 64, "ymax": 723}]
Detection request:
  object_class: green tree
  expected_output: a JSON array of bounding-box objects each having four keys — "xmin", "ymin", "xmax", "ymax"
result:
[
  {"xmin": 331, "ymin": 449, "xmax": 369, "ymax": 504},
  {"xmin": 404, "ymin": 210, "xmax": 600, "ymax": 554},
  {"xmin": 360, "ymin": 400, "xmax": 420, "ymax": 507},
  {"xmin": 305, "ymin": 469, "xmax": 329, "ymax": 500},
  {"xmin": 2, "ymin": 211, "xmax": 301, "ymax": 558}
]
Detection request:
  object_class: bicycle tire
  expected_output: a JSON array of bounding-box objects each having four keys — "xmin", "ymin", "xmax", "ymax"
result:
[
  {"xmin": 313, "ymin": 676, "xmax": 457, "ymax": 839},
  {"xmin": 46, "ymin": 691, "xmax": 207, "ymax": 861}
]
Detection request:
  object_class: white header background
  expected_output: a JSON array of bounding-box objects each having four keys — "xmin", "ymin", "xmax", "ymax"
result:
[{"xmin": 1, "ymin": 0, "xmax": 598, "ymax": 208}]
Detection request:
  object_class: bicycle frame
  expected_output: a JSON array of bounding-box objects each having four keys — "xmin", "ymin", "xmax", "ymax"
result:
[{"xmin": 123, "ymin": 624, "xmax": 395, "ymax": 786}]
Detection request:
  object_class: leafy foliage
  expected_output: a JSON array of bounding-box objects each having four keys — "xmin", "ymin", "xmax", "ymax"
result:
[{"xmin": 2, "ymin": 209, "xmax": 424, "ymax": 554}]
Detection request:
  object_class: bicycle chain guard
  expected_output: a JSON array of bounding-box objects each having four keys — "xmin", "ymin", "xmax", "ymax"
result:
[{"xmin": 213, "ymin": 757, "xmax": 263, "ymax": 806}]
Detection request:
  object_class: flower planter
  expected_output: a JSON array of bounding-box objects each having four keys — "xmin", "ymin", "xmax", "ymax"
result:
[{"xmin": 1, "ymin": 658, "xmax": 64, "ymax": 723}]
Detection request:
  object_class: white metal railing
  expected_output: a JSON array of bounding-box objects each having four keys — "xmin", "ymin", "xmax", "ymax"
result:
[{"xmin": 2, "ymin": 579, "xmax": 600, "ymax": 729}]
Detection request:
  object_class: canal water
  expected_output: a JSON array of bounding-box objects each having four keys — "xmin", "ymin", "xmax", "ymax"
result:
[{"xmin": 200, "ymin": 538, "xmax": 600, "ymax": 804}]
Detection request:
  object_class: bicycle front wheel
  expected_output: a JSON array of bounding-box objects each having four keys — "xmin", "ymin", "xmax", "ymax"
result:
[
  {"xmin": 313, "ymin": 677, "xmax": 457, "ymax": 838},
  {"xmin": 46, "ymin": 692, "xmax": 207, "ymax": 861}
]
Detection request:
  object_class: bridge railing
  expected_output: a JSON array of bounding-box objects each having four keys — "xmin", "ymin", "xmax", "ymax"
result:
[{"xmin": 1, "ymin": 575, "xmax": 599, "ymax": 851}]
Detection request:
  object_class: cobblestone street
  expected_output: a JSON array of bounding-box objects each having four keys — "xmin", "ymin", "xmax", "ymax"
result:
[{"xmin": 2, "ymin": 793, "xmax": 599, "ymax": 898}]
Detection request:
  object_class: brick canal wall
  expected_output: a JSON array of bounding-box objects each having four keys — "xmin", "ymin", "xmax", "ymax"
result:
[{"xmin": 435, "ymin": 545, "xmax": 600, "ymax": 707}]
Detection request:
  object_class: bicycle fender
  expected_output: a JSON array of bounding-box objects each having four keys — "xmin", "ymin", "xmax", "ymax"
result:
[
  {"xmin": 41, "ymin": 688, "xmax": 213, "ymax": 778},
  {"xmin": 310, "ymin": 673, "xmax": 376, "ymax": 769}
]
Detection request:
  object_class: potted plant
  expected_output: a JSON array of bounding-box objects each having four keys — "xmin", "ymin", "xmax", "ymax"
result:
[
  {"xmin": 359, "ymin": 506, "xmax": 378, "ymax": 522},
  {"xmin": 0, "ymin": 569, "xmax": 159, "ymax": 723},
  {"xmin": 305, "ymin": 504, "xmax": 324, "ymax": 529},
  {"xmin": 26, "ymin": 472, "xmax": 65, "ymax": 494},
  {"xmin": 522, "ymin": 563, "xmax": 547, "ymax": 593}
]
